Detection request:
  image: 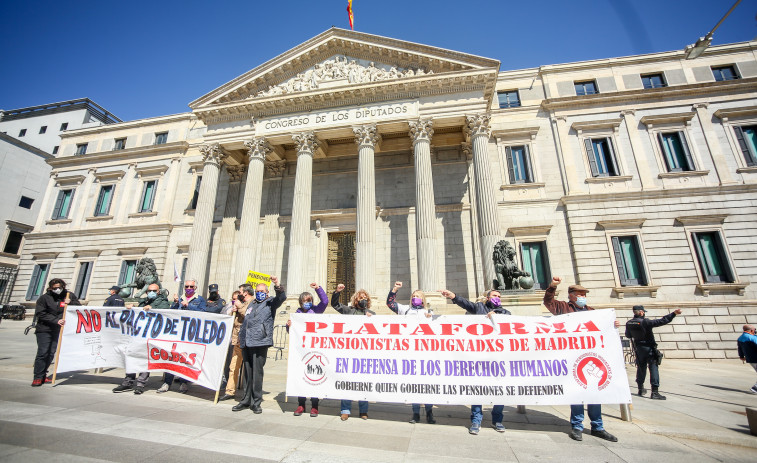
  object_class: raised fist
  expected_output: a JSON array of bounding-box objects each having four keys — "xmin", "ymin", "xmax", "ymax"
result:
[
  {"xmin": 336, "ymin": 284, "xmax": 345, "ymax": 292},
  {"xmin": 393, "ymin": 281, "xmax": 403, "ymax": 291},
  {"xmin": 310, "ymin": 282, "xmax": 318, "ymax": 289},
  {"xmin": 271, "ymin": 276, "xmax": 279, "ymax": 286},
  {"xmin": 550, "ymin": 276, "xmax": 562, "ymax": 288}
]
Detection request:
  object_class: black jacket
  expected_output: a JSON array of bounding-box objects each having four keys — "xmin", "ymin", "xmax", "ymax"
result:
[
  {"xmin": 103, "ymin": 293, "xmax": 125, "ymax": 307},
  {"xmin": 452, "ymin": 296, "xmax": 512, "ymax": 316},
  {"xmin": 34, "ymin": 290, "xmax": 82, "ymax": 334},
  {"xmin": 625, "ymin": 312, "xmax": 677, "ymax": 347},
  {"xmin": 331, "ymin": 291, "xmax": 376, "ymax": 316}
]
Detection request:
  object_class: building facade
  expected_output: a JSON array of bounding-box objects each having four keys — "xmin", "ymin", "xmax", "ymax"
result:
[{"xmin": 12, "ymin": 29, "xmax": 757, "ymax": 359}]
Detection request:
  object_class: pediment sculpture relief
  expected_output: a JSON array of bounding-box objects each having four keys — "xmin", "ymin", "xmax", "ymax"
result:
[{"xmin": 254, "ymin": 56, "xmax": 434, "ymax": 98}]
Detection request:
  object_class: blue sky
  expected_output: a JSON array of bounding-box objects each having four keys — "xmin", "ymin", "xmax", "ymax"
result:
[{"xmin": 1, "ymin": 0, "xmax": 754, "ymax": 122}]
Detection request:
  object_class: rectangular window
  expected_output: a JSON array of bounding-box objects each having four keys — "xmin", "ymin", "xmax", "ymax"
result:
[
  {"xmin": 139, "ymin": 180, "xmax": 157, "ymax": 213},
  {"xmin": 60, "ymin": 122, "xmax": 68, "ymax": 131},
  {"xmin": 19, "ymin": 196, "xmax": 34, "ymax": 209},
  {"xmin": 574, "ymin": 80, "xmax": 598, "ymax": 96},
  {"xmin": 3, "ymin": 230, "xmax": 23, "ymax": 254},
  {"xmin": 505, "ymin": 145, "xmax": 534, "ymax": 183},
  {"xmin": 611, "ymin": 236, "xmax": 648, "ymax": 286},
  {"xmin": 113, "ymin": 138, "xmax": 126, "ymax": 150},
  {"xmin": 497, "ymin": 90, "xmax": 521, "ymax": 109},
  {"xmin": 118, "ymin": 260, "xmax": 138, "ymax": 286},
  {"xmin": 520, "ymin": 242, "xmax": 551, "ymax": 290},
  {"xmin": 712, "ymin": 65, "xmax": 739, "ymax": 82},
  {"xmin": 641, "ymin": 73, "xmax": 666, "ymax": 89},
  {"xmin": 39, "ymin": 126, "xmax": 47, "ymax": 134},
  {"xmin": 18, "ymin": 129, "xmax": 26, "ymax": 137},
  {"xmin": 51, "ymin": 189, "xmax": 75, "ymax": 220},
  {"xmin": 584, "ymin": 137, "xmax": 620, "ymax": 177},
  {"xmin": 733, "ymin": 125, "xmax": 757, "ymax": 167},
  {"xmin": 26, "ymin": 263, "xmax": 49, "ymax": 300},
  {"xmin": 190, "ymin": 176, "xmax": 202, "ymax": 209},
  {"xmin": 52, "ymin": 146, "xmax": 59, "ymax": 155},
  {"xmin": 75, "ymin": 143, "xmax": 88, "ymax": 155},
  {"xmin": 74, "ymin": 261, "xmax": 93, "ymax": 299},
  {"xmin": 154, "ymin": 132, "xmax": 168, "ymax": 145},
  {"xmin": 658, "ymin": 132, "xmax": 694, "ymax": 172},
  {"xmin": 692, "ymin": 231, "xmax": 734, "ymax": 283},
  {"xmin": 94, "ymin": 185, "xmax": 115, "ymax": 216}
]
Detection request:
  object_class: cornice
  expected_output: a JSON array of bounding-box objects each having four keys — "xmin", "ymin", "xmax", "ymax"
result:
[
  {"xmin": 48, "ymin": 141, "xmax": 189, "ymax": 168},
  {"xmin": 640, "ymin": 112, "xmax": 696, "ymax": 127},
  {"xmin": 24, "ymin": 223, "xmax": 173, "ymax": 240},
  {"xmin": 507, "ymin": 225, "xmax": 553, "ymax": 236},
  {"xmin": 714, "ymin": 105, "xmax": 757, "ymax": 121},
  {"xmin": 560, "ymin": 182, "xmax": 757, "ymax": 205},
  {"xmin": 674, "ymin": 214, "xmax": 728, "ymax": 226},
  {"xmin": 571, "ymin": 118, "xmax": 622, "ymax": 133},
  {"xmin": 597, "ymin": 218, "xmax": 646, "ymax": 230},
  {"xmin": 58, "ymin": 113, "xmax": 195, "ymax": 139}
]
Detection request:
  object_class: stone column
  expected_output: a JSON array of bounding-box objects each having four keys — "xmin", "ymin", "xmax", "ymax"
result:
[
  {"xmin": 185, "ymin": 143, "xmax": 226, "ymax": 288},
  {"xmin": 409, "ymin": 118, "xmax": 438, "ymax": 291},
  {"xmin": 286, "ymin": 132, "xmax": 319, "ymax": 295},
  {"xmin": 354, "ymin": 125, "xmax": 380, "ymax": 294},
  {"xmin": 217, "ymin": 166, "xmax": 244, "ymax": 294},
  {"xmin": 693, "ymin": 103, "xmax": 735, "ymax": 185},
  {"xmin": 465, "ymin": 114, "xmax": 501, "ymax": 290},
  {"xmin": 234, "ymin": 138, "xmax": 270, "ymax": 285},
  {"xmin": 620, "ymin": 110, "xmax": 656, "ymax": 189},
  {"xmin": 462, "ymin": 142, "xmax": 485, "ymax": 296},
  {"xmin": 115, "ymin": 163, "xmax": 137, "ymax": 224}
]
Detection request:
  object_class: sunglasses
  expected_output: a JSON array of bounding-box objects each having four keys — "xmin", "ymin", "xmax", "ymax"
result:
[{"xmin": 184, "ymin": 285, "xmax": 196, "ymax": 289}]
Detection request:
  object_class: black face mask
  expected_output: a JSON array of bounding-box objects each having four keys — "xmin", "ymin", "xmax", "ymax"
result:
[
  {"xmin": 357, "ymin": 299, "xmax": 368, "ymax": 309},
  {"xmin": 237, "ymin": 294, "xmax": 245, "ymax": 302},
  {"xmin": 208, "ymin": 292, "xmax": 219, "ymax": 301}
]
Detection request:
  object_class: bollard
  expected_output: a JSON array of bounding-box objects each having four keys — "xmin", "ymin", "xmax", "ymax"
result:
[
  {"xmin": 517, "ymin": 405, "xmax": 526, "ymax": 414},
  {"xmin": 620, "ymin": 403, "xmax": 632, "ymax": 422}
]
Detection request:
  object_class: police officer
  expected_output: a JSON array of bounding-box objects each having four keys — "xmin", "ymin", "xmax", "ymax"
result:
[
  {"xmin": 205, "ymin": 283, "xmax": 226, "ymax": 314},
  {"xmin": 104, "ymin": 286, "xmax": 125, "ymax": 307},
  {"xmin": 625, "ymin": 305, "xmax": 682, "ymax": 399}
]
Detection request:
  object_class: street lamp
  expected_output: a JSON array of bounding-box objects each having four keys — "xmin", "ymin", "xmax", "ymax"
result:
[{"xmin": 684, "ymin": 0, "xmax": 743, "ymax": 59}]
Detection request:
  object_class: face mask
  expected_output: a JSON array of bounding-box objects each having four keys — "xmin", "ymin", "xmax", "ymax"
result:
[
  {"xmin": 411, "ymin": 297, "xmax": 423, "ymax": 307},
  {"xmin": 357, "ymin": 299, "xmax": 367, "ymax": 309},
  {"xmin": 184, "ymin": 288, "xmax": 195, "ymax": 297},
  {"xmin": 237, "ymin": 294, "xmax": 245, "ymax": 302},
  {"xmin": 255, "ymin": 291, "xmax": 267, "ymax": 302},
  {"xmin": 489, "ymin": 296, "xmax": 501, "ymax": 307},
  {"xmin": 302, "ymin": 302, "xmax": 313, "ymax": 311},
  {"xmin": 208, "ymin": 292, "xmax": 218, "ymax": 300},
  {"xmin": 52, "ymin": 288, "xmax": 63, "ymax": 295},
  {"xmin": 147, "ymin": 291, "xmax": 157, "ymax": 300},
  {"xmin": 575, "ymin": 296, "xmax": 587, "ymax": 308}
]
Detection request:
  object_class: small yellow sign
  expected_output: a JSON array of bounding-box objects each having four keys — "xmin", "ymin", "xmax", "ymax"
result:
[{"xmin": 245, "ymin": 270, "xmax": 271, "ymax": 288}]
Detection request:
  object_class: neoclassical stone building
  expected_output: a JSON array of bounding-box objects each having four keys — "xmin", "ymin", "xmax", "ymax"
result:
[{"xmin": 12, "ymin": 29, "xmax": 757, "ymax": 358}]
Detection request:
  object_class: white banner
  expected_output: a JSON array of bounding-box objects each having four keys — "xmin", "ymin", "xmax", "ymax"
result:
[
  {"xmin": 56, "ymin": 307, "xmax": 232, "ymax": 390},
  {"xmin": 286, "ymin": 311, "xmax": 631, "ymax": 405}
]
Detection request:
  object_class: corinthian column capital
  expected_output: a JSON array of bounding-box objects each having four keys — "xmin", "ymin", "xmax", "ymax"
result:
[
  {"xmin": 465, "ymin": 114, "xmax": 492, "ymax": 139},
  {"xmin": 292, "ymin": 132, "xmax": 320, "ymax": 154},
  {"xmin": 461, "ymin": 142, "xmax": 473, "ymax": 160},
  {"xmin": 227, "ymin": 165, "xmax": 246, "ymax": 183},
  {"xmin": 409, "ymin": 118, "xmax": 434, "ymax": 146},
  {"xmin": 244, "ymin": 137, "xmax": 272, "ymax": 161},
  {"xmin": 200, "ymin": 143, "xmax": 227, "ymax": 166},
  {"xmin": 353, "ymin": 124, "xmax": 381, "ymax": 148}
]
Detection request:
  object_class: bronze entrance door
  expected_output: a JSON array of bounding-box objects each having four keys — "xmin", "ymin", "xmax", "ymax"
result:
[{"xmin": 326, "ymin": 232, "xmax": 356, "ymax": 302}]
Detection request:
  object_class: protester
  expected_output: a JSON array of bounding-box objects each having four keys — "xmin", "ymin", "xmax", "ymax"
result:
[
  {"xmin": 103, "ymin": 286, "xmax": 125, "ymax": 307},
  {"xmin": 232, "ymin": 276, "xmax": 286, "ymax": 413},
  {"xmin": 332, "ymin": 284, "xmax": 375, "ymax": 420},
  {"xmin": 205, "ymin": 283, "xmax": 226, "ymax": 314},
  {"xmin": 625, "ymin": 305, "xmax": 682, "ymax": 399},
  {"xmin": 31, "ymin": 278, "xmax": 81, "ymax": 386},
  {"xmin": 219, "ymin": 290, "xmax": 244, "ymax": 401},
  {"xmin": 114, "ymin": 283, "xmax": 170, "ymax": 394},
  {"xmin": 543, "ymin": 276, "xmax": 618, "ymax": 442},
  {"xmin": 388, "ymin": 281, "xmax": 436, "ymax": 424},
  {"xmin": 440, "ymin": 287, "xmax": 509, "ymax": 434},
  {"xmin": 286, "ymin": 282, "xmax": 328, "ymax": 416},
  {"xmin": 737, "ymin": 324, "xmax": 757, "ymax": 394},
  {"xmin": 171, "ymin": 278, "xmax": 207, "ymax": 311}
]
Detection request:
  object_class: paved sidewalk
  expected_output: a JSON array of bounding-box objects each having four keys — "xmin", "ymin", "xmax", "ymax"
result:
[{"xmin": 0, "ymin": 319, "xmax": 756, "ymax": 462}]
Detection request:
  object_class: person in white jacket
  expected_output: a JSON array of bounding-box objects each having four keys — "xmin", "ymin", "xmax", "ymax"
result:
[{"xmin": 386, "ymin": 281, "xmax": 436, "ymax": 424}]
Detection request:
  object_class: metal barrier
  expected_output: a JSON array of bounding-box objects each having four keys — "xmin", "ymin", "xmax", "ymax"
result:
[
  {"xmin": 621, "ymin": 337, "xmax": 636, "ymax": 365},
  {"xmin": 272, "ymin": 324, "xmax": 288, "ymax": 361}
]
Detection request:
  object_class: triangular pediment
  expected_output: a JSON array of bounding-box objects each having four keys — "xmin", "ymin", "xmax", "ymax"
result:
[{"xmin": 190, "ymin": 28, "xmax": 500, "ymax": 120}]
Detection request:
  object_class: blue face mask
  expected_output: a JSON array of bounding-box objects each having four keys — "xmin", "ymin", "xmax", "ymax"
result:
[
  {"xmin": 147, "ymin": 291, "xmax": 157, "ymax": 300},
  {"xmin": 255, "ymin": 291, "xmax": 267, "ymax": 302},
  {"xmin": 575, "ymin": 296, "xmax": 587, "ymax": 308},
  {"xmin": 302, "ymin": 302, "xmax": 313, "ymax": 311}
]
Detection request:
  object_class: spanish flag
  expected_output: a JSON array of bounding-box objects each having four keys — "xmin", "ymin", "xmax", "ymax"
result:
[{"xmin": 347, "ymin": 0, "xmax": 354, "ymax": 30}]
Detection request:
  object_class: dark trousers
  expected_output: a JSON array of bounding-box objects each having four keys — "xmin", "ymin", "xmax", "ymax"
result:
[
  {"xmin": 635, "ymin": 345, "xmax": 660, "ymax": 388},
  {"xmin": 33, "ymin": 331, "xmax": 58, "ymax": 380},
  {"xmin": 163, "ymin": 373, "xmax": 187, "ymax": 386},
  {"xmin": 240, "ymin": 346, "xmax": 268, "ymax": 407},
  {"xmin": 298, "ymin": 397, "xmax": 320, "ymax": 409},
  {"xmin": 223, "ymin": 343, "xmax": 234, "ymax": 383},
  {"xmin": 123, "ymin": 372, "xmax": 150, "ymax": 387}
]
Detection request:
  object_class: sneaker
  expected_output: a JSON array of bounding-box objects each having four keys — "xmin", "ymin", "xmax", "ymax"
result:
[
  {"xmin": 650, "ymin": 391, "xmax": 667, "ymax": 400},
  {"xmin": 112, "ymin": 384, "xmax": 132, "ymax": 393},
  {"xmin": 340, "ymin": 414, "xmax": 349, "ymax": 421},
  {"xmin": 359, "ymin": 413, "xmax": 368, "ymax": 420},
  {"xmin": 179, "ymin": 383, "xmax": 189, "ymax": 394},
  {"xmin": 637, "ymin": 387, "xmax": 647, "ymax": 397},
  {"xmin": 426, "ymin": 410, "xmax": 436, "ymax": 424},
  {"xmin": 469, "ymin": 423, "xmax": 480, "ymax": 435},
  {"xmin": 31, "ymin": 378, "xmax": 43, "ymax": 387},
  {"xmin": 409, "ymin": 413, "xmax": 421, "ymax": 424},
  {"xmin": 591, "ymin": 429, "xmax": 618, "ymax": 442},
  {"xmin": 310, "ymin": 408, "xmax": 319, "ymax": 417},
  {"xmin": 156, "ymin": 383, "xmax": 170, "ymax": 393},
  {"xmin": 133, "ymin": 386, "xmax": 144, "ymax": 395},
  {"xmin": 44, "ymin": 376, "xmax": 53, "ymax": 384},
  {"xmin": 492, "ymin": 422, "xmax": 506, "ymax": 433},
  {"xmin": 749, "ymin": 386, "xmax": 757, "ymax": 394},
  {"xmin": 294, "ymin": 406, "xmax": 305, "ymax": 416},
  {"xmin": 569, "ymin": 428, "xmax": 583, "ymax": 441}
]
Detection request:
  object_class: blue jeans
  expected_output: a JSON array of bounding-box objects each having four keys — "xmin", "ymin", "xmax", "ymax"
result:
[
  {"xmin": 341, "ymin": 399, "xmax": 368, "ymax": 415},
  {"xmin": 163, "ymin": 373, "xmax": 187, "ymax": 386},
  {"xmin": 471, "ymin": 405, "xmax": 504, "ymax": 425},
  {"xmin": 570, "ymin": 404, "xmax": 603, "ymax": 431},
  {"xmin": 412, "ymin": 403, "xmax": 433, "ymax": 414}
]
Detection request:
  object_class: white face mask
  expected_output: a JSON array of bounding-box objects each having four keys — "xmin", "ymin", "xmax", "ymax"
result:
[{"xmin": 52, "ymin": 288, "xmax": 63, "ymax": 295}]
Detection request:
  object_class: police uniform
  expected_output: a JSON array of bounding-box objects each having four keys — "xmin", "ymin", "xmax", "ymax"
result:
[{"xmin": 625, "ymin": 305, "xmax": 677, "ymax": 399}]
